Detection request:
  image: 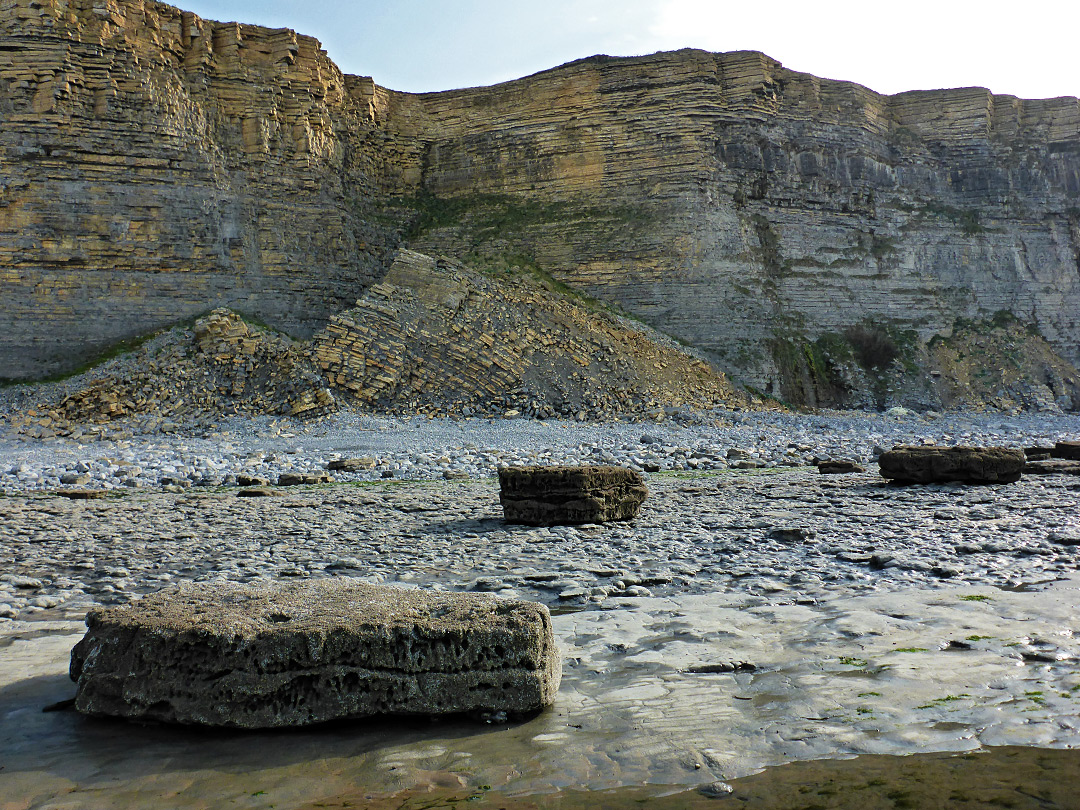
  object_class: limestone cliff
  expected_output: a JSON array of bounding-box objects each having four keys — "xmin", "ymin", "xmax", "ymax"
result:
[
  {"xmin": 0, "ymin": 0, "xmax": 415, "ymax": 378},
  {"xmin": 391, "ymin": 50, "xmax": 1080, "ymax": 407},
  {"xmin": 3, "ymin": 1, "xmax": 1079, "ymax": 412}
]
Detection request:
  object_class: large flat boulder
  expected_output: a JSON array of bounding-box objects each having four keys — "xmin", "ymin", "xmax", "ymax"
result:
[
  {"xmin": 499, "ymin": 465, "xmax": 648, "ymax": 526},
  {"xmin": 69, "ymin": 580, "xmax": 561, "ymax": 728},
  {"xmin": 878, "ymin": 446, "xmax": 1025, "ymax": 484}
]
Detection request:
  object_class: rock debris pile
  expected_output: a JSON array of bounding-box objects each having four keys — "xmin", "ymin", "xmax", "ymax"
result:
[
  {"xmin": 2, "ymin": 251, "xmax": 755, "ymax": 440},
  {"xmin": 2, "ymin": 309, "xmax": 334, "ymax": 440}
]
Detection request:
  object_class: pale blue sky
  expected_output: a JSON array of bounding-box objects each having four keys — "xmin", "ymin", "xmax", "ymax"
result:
[{"xmin": 177, "ymin": 0, "xmax": 1079, "ymax": 99}]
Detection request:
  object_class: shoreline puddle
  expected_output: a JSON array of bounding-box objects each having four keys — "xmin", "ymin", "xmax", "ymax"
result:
[
  {"xmin": 3, "ymin": 579, "xmax": 1079, "ymax": 808},
  {"xmin": 301, "ymin": 747, "xmax": 1080, "ymax": 809},
  {"xmin": 4, "ymin": 747, "xmax": 1077, "ymax": 809}
]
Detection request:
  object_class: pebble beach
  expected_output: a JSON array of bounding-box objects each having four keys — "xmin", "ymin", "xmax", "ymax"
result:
[{"xmin": 2, "ymin": 407, "xmax": 1080, "ymax": 807}]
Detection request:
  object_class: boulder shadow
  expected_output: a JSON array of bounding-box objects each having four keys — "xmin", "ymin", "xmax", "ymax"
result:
[{"xmin": 0, "ymin": 669, "xmax": 546, "ymax": 784}]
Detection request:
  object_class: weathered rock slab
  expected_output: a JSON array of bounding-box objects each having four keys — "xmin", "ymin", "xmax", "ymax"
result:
[
  {"xmin": 817, "ymin": 460, "xmax": 865, "ymax": 474},
  {"xmin": 327, "ymin": 458, "xmax": 377, "ymax": 472},
  {"xmin": 878, "ymin": 446, "xmax": 1025, "ymax": 484},
  {"xmin": 1025, "ymin": 459, "xmax": 1080, "ymax": 476},
  {"xmin": 69, "ymin": 580, "xmax": 561, "ymax": 728},
  {"xmin": 499, "ymin": 465, "xmax": 648, "ymax": 525},
  {"xmin": 1052, "ymin": 441, "xmax": 1080, "ymax": 460},
  {"xmin": 55, "ymin": 489, "xmax": 108, "ymax": 500},
  {"xmin": 277, "ymin": 471, "xmax": 331, "ymax": 486}
]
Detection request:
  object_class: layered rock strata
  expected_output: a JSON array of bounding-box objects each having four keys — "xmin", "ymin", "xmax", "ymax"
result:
[
  {"xmin": 69, "ymin": 579, "xmax": 562, "ymax": 727},
  {"xmin": 498, "ymin": 465, "xmax": 648, "ymax": 525},
  {"xmin": 2, "ymin": 0, "xmax": 1079, "ymax": 409},
  {"xmin": 395, "ymin": 51, "xmax": 1080, "ymax": 403},
  {"xmin": 878, "ymin": 446, "xmax": 1026, "ymax": 484},
  {"xmin": 312, "ymin": 249, "xmax": 744, "ymax": 418},
  {"xmin": 0, "ymin": 0, "xmax": 409, "ymax": 379}
]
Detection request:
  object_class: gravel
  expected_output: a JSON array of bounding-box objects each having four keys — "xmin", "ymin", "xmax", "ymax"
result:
[{"xmin": 0, "ymin": 408, "xmax": 1077, "ymax": 494}]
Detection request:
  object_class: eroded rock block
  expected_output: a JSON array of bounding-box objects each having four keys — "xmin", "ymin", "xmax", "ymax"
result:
[
  {"xmin": 878, "ymin": 446, "xmax": 1025, "ymax": 484},
  {"xmin": 69, "ymin": 580, "xmax": 561, "ymax": 728},
  {"xmin": 1025, "ymin": 459, "xmax": 1080, "ymax": 476},
  {"xmin": 327, "ymin": 457, "xmax": 377, "ymax": 472},
  {"xmin": 277, "ymin": 471, "xmax": 331, "ymax": 486},
  {"xmin": 817, "ymin": 460, "xmax": 865, "ymax": 474},
  {"xmin": 1052, "ymin": 441, "xmax": 1080, "ymax": 460},
  {"xmin": 499, "ymin": 465, "xmax": 648, "ymax": 525}
]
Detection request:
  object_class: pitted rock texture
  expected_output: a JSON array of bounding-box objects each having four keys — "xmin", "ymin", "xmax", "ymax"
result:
[
  {"xmin": 68, "ymin": 579, "xmax": 562, "ymax": 728},
  {"xmin": 878, "ymin": 446, "xmax": 1026, "ymax": 484},
  {"xmin": 499, "ymin": 465, "xmax": 648, "ymax": 525}
]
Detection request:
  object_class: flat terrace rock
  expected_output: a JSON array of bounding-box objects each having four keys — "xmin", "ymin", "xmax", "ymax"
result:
[
  {"xmin": 878, "ymin": 445, "xmax": 1026, "ymax": 484},
  {"xmin": 69, "ymin": 580, "xmax": 561, "ymax": 728},
  {"xmin": 499, "ymin": 465, "xmax": 648, "ymax": 526}
]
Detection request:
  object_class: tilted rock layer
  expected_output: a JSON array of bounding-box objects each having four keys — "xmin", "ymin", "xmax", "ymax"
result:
[
  {"xmin": 312, "ymin": 249, "xmax": 745, "ymax": 419},
  {"xmin": 2, "ymin": 0, "xmax": 1079, "ymax": 408}
]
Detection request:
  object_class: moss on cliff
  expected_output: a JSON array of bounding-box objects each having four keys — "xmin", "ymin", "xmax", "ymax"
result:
[{"xmin": 400, "ymin": 192, "xmax": 656, "ymax": 242}]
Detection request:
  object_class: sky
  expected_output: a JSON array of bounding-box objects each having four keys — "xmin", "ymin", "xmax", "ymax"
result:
[{"xmin": 177, "ymin": 0, "xmax": 1080, "ymax": 99}]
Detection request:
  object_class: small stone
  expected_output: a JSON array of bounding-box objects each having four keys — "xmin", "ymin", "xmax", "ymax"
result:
[
  {"xmin": 1049, "ymin": 533, "xmax": 1080, "ymax": 546},
  {"xmin": 868, "ymin": 554, "xmax": 896, "ymax": 570},
  {"xmin": 816, "ymin": 460, "xmax": 865, "ymax": 474},
  {"xmin": 467, "ymin": 577, "xmax": 504, "ymax": 592},
  {"xmin": 1024, "ymin": 446, "xmax": 1055, "ymax": 460},
  {"xmin": 237, "ymin": 487, "xmax": 276, "ymax": 497},
  {"xmin": 3, "ymin": 575, "xmax": 43, "ymax": 589},
  {"xmin": 56, "ymin": 489, "xmax": 108, "ymax": 500},
  {"xmin": 699, "ymin": 780, "xmax": 734, "ymax": 798},
  {"xmin": 236, "ymin": 475, "xmax": 271, "ymax": 487},
  {"xmin": 768, "ymin": 527, "xmax": 810, "ymax": 542}
]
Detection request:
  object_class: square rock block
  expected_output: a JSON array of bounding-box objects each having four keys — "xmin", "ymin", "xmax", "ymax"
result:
[
  {"xmin": 878, "ymin": 445, "xmax": 1025, "ymax": 484},
  {"xmin": 499, "ymin": 465, "xmax": 648, "ymax": 526},
  {"xmin": 69, "ymin": 580, "xmax": 561, "ymax": 728}
]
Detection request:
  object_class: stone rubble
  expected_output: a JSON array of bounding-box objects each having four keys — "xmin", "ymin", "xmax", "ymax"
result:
[{"xmin": 0, "ymin": 409, "xmax": 1077, "ymax": 623}]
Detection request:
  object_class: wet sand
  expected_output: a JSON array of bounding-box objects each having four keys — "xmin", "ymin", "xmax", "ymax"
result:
[
  {"xmin": 3, "ymin": 574, "xmax": 1079, "ymax": 808},
  {"xmin": 2, "ymin": 467, "xmax": 1079, "ymax": 808}
]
